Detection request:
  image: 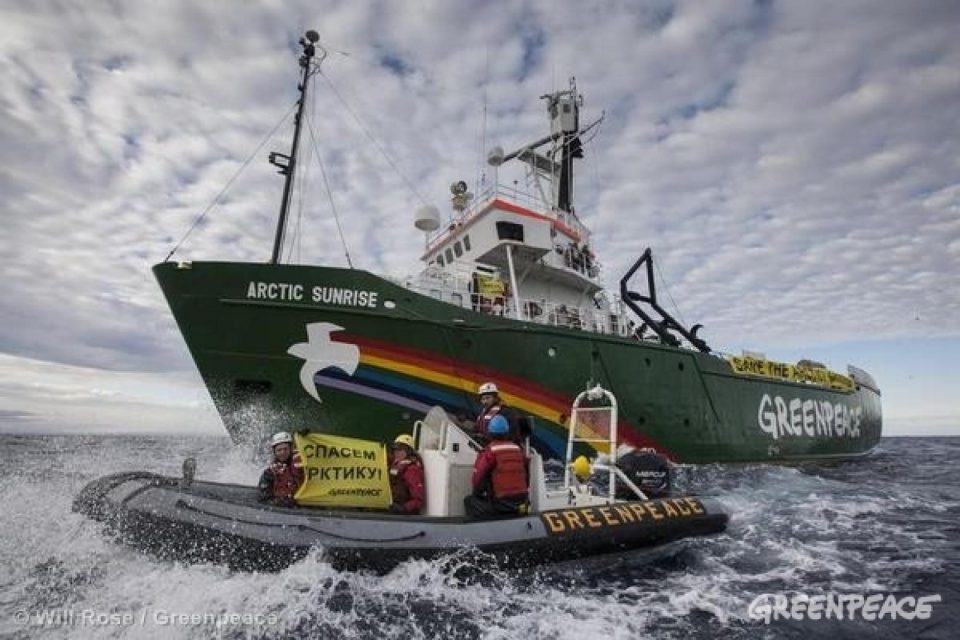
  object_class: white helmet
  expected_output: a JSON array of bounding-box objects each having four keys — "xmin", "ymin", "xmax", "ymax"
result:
[
  {"xmin": 477, "ymin": 382, "xmax": 499, "ymax": 395},
  {"xmin": 271, "ymin": 431, "xmax": 293, "ymax": 447}
]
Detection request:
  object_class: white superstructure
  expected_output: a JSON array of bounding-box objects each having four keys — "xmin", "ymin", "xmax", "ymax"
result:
[{"xmin": 404, "ymin": 79, "xmax": 635, "ymax": 337}]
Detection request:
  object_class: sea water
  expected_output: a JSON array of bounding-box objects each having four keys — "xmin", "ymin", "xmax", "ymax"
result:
[{"xmin": 0, "ymin": 434, "xmax": 956, "ymax": 639}]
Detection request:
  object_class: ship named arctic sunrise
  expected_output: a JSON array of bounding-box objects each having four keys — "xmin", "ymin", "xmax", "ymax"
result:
[{"xmin": 155, "ymin": 31, "xmax": 881, "ymax": 463}]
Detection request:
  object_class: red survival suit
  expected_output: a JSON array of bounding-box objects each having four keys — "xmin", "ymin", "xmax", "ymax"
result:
[
  {"xmin": 463, "ymin": 438, "xmax": 529, "ymax": 518},
  {"xmin": 257, "ymin": 455, "xmax": 304, "ymax": 507},
  {"xmin": 475, "ymin": 401, "xmax": 517, "ymax": 439},
  {"xmin": 389, "ymin": 456, "xmax": 425, "ymax": 514}
]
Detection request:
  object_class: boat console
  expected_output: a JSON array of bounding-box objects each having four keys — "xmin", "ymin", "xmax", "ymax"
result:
[{"xmin": 413, "ymin": 385, "xmax": 651, "ymax": 517}]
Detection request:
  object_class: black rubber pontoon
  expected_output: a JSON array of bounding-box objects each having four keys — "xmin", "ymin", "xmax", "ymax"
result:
[{"xmin": 74, "ymin": 471, "xmax": 728, "ymax": 573}]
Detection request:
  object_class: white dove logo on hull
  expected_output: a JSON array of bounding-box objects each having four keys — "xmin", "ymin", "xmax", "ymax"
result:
[{"xmin": 287, "ymin": 322, "xmax": 360, "ymax": 402}]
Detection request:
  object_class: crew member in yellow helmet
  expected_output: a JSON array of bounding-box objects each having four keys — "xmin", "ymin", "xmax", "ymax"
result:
[{"xmin": 388, "ymin": 434, "xmax": 424, "ymax": 514}]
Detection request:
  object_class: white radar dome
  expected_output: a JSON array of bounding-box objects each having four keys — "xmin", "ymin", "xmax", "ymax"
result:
[{"xmin": 414, "ymin": 205, "xmax": 441, "ymax": 232}]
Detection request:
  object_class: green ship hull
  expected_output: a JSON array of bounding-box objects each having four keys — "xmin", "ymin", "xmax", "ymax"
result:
[{"xmin": 154, "ymin": 261, "xmax": 882, "ymax": 463}]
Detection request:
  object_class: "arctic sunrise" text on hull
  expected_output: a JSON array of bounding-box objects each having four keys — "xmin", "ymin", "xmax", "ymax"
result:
[{"xmin": 245, "ymin": 281, "xmax": 379, "ymax": 308}]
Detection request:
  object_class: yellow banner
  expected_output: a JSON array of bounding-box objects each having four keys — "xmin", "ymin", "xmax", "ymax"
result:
[
  {"xmin": 293, "ymin": 433, "xmax": 391, "ymax": 509},
  {"xmin": 476, "ymin": 274, "xmax": 505, "ymax": 296},
  {"xmin": 728, "ymin": 356, "xmax": 855, "ymax": 393}
]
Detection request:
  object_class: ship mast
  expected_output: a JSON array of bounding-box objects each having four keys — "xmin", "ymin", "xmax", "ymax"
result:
[
  {"xmin": 545, "ymin": 78, "xmax": 584, "ymax": 214},
  {"xmin": 269, "ymin": 29, "xmax": 325, "ymax": 264},
  {"xmin": 488, "ymin": 78, "xmax": 599, "ymax": 214}
]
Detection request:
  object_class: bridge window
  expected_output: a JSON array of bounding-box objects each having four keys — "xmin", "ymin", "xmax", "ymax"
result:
[
  {"xmin": 463, "ymin": 235, "xmax": 471, "ymax": 251},
  {"xmin": 454, "ymin": 241, "xmax": 463, "ymax": 258},
  {"xmin": 445, "ymin": 247, "xmax": 454, "ymax": 263},
  {"xmin": 436, "ymin": 255, "xmax": 444, "ymax": 267},
  {"xmin": 496, "ymin": 221, "xmax": 524, "ymax": 242}
]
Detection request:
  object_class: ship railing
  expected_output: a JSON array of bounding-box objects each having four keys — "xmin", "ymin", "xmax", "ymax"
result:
[
  {"xmin": 417, "ymin": 262, "xmax": 477, "ymax": 289},
  {"xmin": 482, "ymin": 183, "xmax": 591, "ymax": 240},
  {"xmin": 399, "ymin": 277, "xmax": 631, "ymax": 336},
  {"xmin": 478, "ymin": 183, "xmax": 543, "ymax": 214},
  {"xmin": 399, "ymin": 267, "xmax": 633, "ymax": 337},
  {"xmin": 502, "ymin": 298, "xmax": 631, "ymax": 336},
  {"xmin": 398, "ymin": 267, "xmax": 473, "ymax": 308},
  {"xmin": 554, "ymin": 242, "xmax": 602, "ymax": 280},
  {"xmin": 425, "ymin": 184, "xmax": 590, "ymax": 253}
]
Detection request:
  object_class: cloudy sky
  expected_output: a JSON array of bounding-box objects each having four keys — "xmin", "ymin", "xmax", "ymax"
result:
[{"xmin": 1, "ymin": 0, "xmax": 958, "ymax": 437}]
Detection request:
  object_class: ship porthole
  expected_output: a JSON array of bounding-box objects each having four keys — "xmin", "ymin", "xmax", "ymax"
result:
[
  {"xmin": 384, "ymin": 300, "xmax": 396, "ymax": 309},
  {"xmin": 547, "ymin": 347, "xmax": 557, "ymax": 358}
]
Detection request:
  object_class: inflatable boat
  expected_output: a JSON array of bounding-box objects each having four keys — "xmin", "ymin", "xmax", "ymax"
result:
[{"xmin": 74, "ymin": 387, "xmax": 729, "ymax": 572}]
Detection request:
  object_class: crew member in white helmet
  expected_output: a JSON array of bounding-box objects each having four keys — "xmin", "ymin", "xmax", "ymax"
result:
[
  {"xmin": 257, "ymin": 431, "xmax": 304, "ymax": 507},
  {"xmin": 474, "ymin": 382, "xmax": 517, "ymax": 440}
]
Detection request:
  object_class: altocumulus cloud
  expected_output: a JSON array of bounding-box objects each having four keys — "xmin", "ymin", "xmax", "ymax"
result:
[{"xmin": 0, "ymin": 0, "xmax": 957, "ymax": 433}]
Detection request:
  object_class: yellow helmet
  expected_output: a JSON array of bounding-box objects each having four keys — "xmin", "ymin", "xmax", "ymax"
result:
[
  {"xmin": 572, "ymin": 455, "xmax": 592, "ymax": 481},
  {"xmin": 393, "ymin": 434, "xmax": 416, "ymax": 450}
]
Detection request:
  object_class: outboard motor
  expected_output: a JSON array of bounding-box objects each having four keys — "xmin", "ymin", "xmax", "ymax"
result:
[{"xmin": 616, "ymin": 448, "xmax": 672, "ymax": 499}]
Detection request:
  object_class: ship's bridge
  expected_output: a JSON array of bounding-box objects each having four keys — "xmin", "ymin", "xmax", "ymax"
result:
[
  {"xmin": 402, "ymin": 80, "xmax": 636, "ymax": 337},
  {"xmin": 405, "ymin": 184, "xmax": 630, "ymax": 337},
  {"xmin": 421, "ymin": 184, "xmax": 601, "ymax": 290}
]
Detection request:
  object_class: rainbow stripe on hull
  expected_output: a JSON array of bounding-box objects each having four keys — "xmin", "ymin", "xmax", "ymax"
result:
[{"xmin": 317, "ymin": 334, "xmax": 667, "ymax": 457}]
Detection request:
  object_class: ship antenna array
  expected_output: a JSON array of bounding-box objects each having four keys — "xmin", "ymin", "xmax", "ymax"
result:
[
  {"xmin": 268, "ymin": 29, "xmax": 440, "ymax": 264},
  {"xmin": 269, "ymin": 30, "xmax": 326, "ymax": 264}
]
